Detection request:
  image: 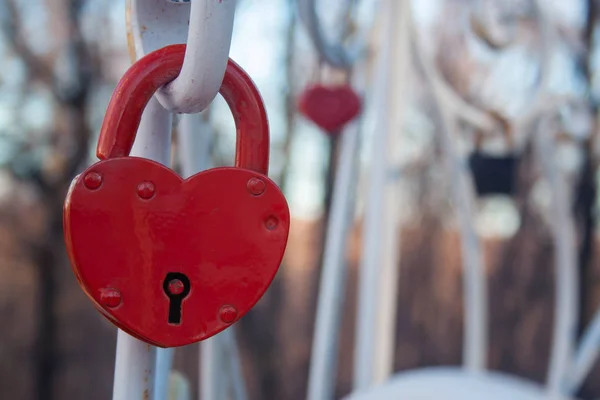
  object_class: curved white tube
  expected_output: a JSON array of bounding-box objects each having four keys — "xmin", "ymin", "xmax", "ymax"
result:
[
  {"xmin": 410, "ymin": 7, "xmax": 487, "ymax": 373},
  {"xmin": 221, "ymin": 327, "xmax": 248, "ymax": 400},
  {"xmin": 413, "ymin": 0, "xmax": 552, "ymax": 134},
  {"xmin": 306, "ymin": 102, "xmax": 364, "ymax": 400},
  {"xmin": 126, "ymin": 3, "xmax": 244, "ymax": 397},
  {"xmin": 127, "ymin": 0, "xmax": 236, "ymax": 114},
  {"xmin": 565, "ymin": 307, "xmax": 600, "ymax": 394},
  {"xmin": 352, "ymin": 0, "xmax": 397, "ymax": 390},
  {"xmin": 534, "ymin": 123, "xmax": 578, "ymax": 398},
  {"xmin": 297, "ymin": 0, "xmax": 373, "ymax": 69},
  {"xmin": 513, "ymin": 0, "xmax": 553, "ymax": 131},
  {"xmin": 155, "ymin": 348, "xmax": 176, "ymax": 400},
  {"xmin": 371, "ymin": 0, "xmax": 411, "ymax": 385},
  {"xmin": 408, "ymin": 0, "xmax": 554, "ymax": 375},
  {"xmin": 177, "ymin": 113, "xmax": 248, "ymax": 400},
  {"xmin": 513, "ymin": 4, "xmax": 578, "ymax": 394}
]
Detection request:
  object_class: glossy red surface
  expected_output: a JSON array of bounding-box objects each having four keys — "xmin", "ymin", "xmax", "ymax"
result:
[
  {"xmin": 64, "ymin": 45, "xmax": 290, "ymax": 347},
  {"xmin": 297, "ymin": 84, "xmax": 362, "ymax": 134},
  {"xmin": 65, "ymin": 162, "xmax": 289, "ymax": 347}
]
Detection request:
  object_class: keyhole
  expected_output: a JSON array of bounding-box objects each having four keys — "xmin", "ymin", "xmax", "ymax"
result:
[{"xmin": 163, "ymin": 273, "xmax": 191, "ymax": 325}]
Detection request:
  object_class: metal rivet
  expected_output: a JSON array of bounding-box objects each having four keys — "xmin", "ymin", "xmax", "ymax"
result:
[
  {"xmin": 84, "ymin": 172, "xmax": 103, "ymax": 190},
  {"xmin": 265, "ymin": 216, "xmax": 278, "ymax": 231},
  {"xmin": 100, "ymin": 288, "xmax": 122, "ymax": 308},
  {"xmin": 167, "ymin": 279, "xmax": 185, "ymax": 296},
  {"xmin": 137, "ymin": 181, "xmax": 156, "ymax": 200},
  {"xmin": 219, "ymin": 305, "xmax": 238, "ymax": 324},
  {"xmin": 247, "ymin": 177, "xmax": 266, "ymax": 196}
]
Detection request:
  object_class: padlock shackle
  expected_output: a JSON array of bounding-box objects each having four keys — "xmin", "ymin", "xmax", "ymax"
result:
[{"xmin": 97, "ymin": 44, "xmax": 269, "ymax": 175}]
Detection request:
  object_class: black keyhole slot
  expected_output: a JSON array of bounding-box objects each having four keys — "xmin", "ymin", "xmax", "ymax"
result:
[{"xmin": 163, "ymin": 272, "xmax": 191, "ymax": 325}]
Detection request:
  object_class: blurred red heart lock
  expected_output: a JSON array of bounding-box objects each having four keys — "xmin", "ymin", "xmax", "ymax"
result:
[
  {"xmin": 64, "ymin": 45, "xmax": 290, "ymax": 348},
  {"xmin": 298, "ymin": 84, "xmax": 362, "ymax": 133}
]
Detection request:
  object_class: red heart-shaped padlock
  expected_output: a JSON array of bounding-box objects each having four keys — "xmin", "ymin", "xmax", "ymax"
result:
[
  {"xmin": 65, "ymin": 161, "xmax": 289, "ymax": 348},
  {"xmin": 64, "ymin": 45, "xmax": 290, "ymax": 348},
  {"xmin": 297, "ymin": 84, "xmax": 362, "ymax": 133}
]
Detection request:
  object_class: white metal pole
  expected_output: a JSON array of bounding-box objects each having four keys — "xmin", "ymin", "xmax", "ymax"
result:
[
  {"xmin": 200, "ymin": 336, "xmax": 223, "ymax": 400},
  {"xmin": 178, "ymin": 113, "xmax": 212, "ymax": 176},
  {"xmin": 221, "ymin": 328, "xmax": 248, "ymax": 400},
  {"xmin": 112, "ymin": 97, "xmax": 173, "ymax": 400},
  {"xmin": 177, "ymin": 113, "xmax": 224, "ymax": 400},
  {"xmin": 155, "ymin": 349, "xmax": 176, "ymax": 400},
  {"xmin": 306, "ymin": 113, "xmax": 363, "ymax": 400},
  {"xmin": 177, "ymin": 112, "xmax": 248, "ymax": 400},
  {"xmin": 410, "ymin": 10, "xmax": 488, "ymax": 373},
  {"xmin": 565, "ymin": 306, "xmax": 600, "ymax": 394},
  {"xmin": 440, "ymin": 109, "xmax": 487, "ymax": 373},
  {"xmin": 535, "ymin": 123, "xmax": 578, "ymax": 397},
  {"xmin": 371, "ymin": 0, "xmax": 411, "ymax": 384},
  {"xmin": 352, "ymin": 0, "xmax": 396, "ymax": 390}
]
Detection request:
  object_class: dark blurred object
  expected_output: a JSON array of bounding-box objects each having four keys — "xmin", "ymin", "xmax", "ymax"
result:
[
  {"xmin": 469, "ymin": 152, "xmax": 518, "ymax": 196},
  {"xmin": 468, "ymin": 110, "xmax": 518, "ymax": 196}
]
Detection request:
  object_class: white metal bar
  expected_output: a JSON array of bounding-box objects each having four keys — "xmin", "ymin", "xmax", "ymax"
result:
[
  {"xmin": 513, "ymin": 0, "xmax": 553, "ymax": 132},
  {"xmin": 442, "ymin": 113, "xmax": 487, "ymax": 374},
  {"xmin": 535, "ymin": 123, "xmax": 578, "ymax": 397},
  {"xmin": 297, "ymin": 0, "xmax": 373, "ymax": 69},
  {"xmin": 409, "ymin": 7, "xmax": 487, "ymax": 373},
  {"xmin": 155, "ymin": 349, "xmax": 176, "ymax": 400},
  {"xmin": 352, "ymin": 0, "xmax": 396, "ymax": 390},
  {"xmin": 565, "ymin": 306, "xmax": 600, "ymax": 394},
  {"xmin": 112, "ymin": 332, "xmax": 158, "ymax": 400},
  {"xmin": 431, "ymin": 101, "xmax": 488, "ymax": 373},
  {"xmin": 371, "ymin": 0, "xmax": 410, "ymax": 385},
  {"xmin": 306, "ymin": 105, "xmax": 364, "ymax": 400},
  {"xmin": 179, "ymin": 113, "xmax": 213, "ymax": 176},
  {"xmin": 127, "ymin": 0, "xmax": 236, "ymax": 114},
  {"xmin": 177, "ymin": 113, "xmax": 224, "ymax": 400},
  {"xmin": 112, "ymin": 97, "xmax": 173, "ymax": 400},
  {"xmin": 177, "ymin": 113, "xmax": 248, "ymax": 400},
  {"xmin": 221, "ymin": 328, "xmax": 248, "ymax": 400},
  {"xmin": 200, "ymin": 336, "xmax": 223, "ymax": 400},
  {"xmin": 297, "ymin": 0, "xmax": 352, "ymax": 68},
  {"xmin": 404, "ymin": 0, "xmax": 553, "ymax": 374}
]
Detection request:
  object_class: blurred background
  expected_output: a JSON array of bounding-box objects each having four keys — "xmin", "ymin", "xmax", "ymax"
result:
[{"xmin": 1, "ymin": 0, "xmax": 600, "ymax": 399}]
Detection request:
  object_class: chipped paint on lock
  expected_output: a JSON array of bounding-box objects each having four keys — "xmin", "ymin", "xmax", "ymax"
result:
[{"xmin": 64, "ymin": 45, "xmax": 290, "ymax": 348}]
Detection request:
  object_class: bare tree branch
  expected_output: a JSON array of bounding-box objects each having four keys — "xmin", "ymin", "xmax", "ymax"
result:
[{"xmin": 1, "ymin": 0, "xmax": 55, "ymax": 85}]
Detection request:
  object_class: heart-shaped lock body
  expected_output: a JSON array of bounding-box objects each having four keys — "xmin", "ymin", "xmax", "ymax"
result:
[
  {"xmin": 297, "ymin": 84, "xmax": 362, "ymax": 134},
  {"xmin": 64, "ymin": 44, "xmax": 290, "ymax": 348}
]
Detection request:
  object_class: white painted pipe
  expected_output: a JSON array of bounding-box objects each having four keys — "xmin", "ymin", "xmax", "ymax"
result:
[
  {"xmin": 112, "ymin": 97, "xmax": 173, "ymax": 400},
  {"xmin": 371, "ymin": 0, "xmax": 411, "ymax": 384},
  {"xmin": 127, "ymin": 0, "xmax": 237, "ymax": 114},
  {"xmin": 565, "ymin": 307, "xmax": 600, "ymax": 394},
  {"xmin": 156, "ymin": 348, "xmax": 176, "ymax": 400},
  {"xmin": 176, "ymin": 113, "xmax": 248, "ymax": 400},
  {"xmin": 409, "ymin": 7, "xmax": 487, "ymax": 373},
  {"xmin": 534, "ymin": 122, "xmax": 578, "ymax": 397},
  {"xmin": 221, "ymin": 328, "xmax": 248, "ymax": 400},
  {"xmin": 352, "ymin": 0, "xmax": 397, "ymax": 390},
  {"xmin": 306, "ymin": 111, "xmax": 364, "ymax": 400},
  {"xmin": 297, "ymin": 0, "xmax": 371, "ymax": 69}
]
